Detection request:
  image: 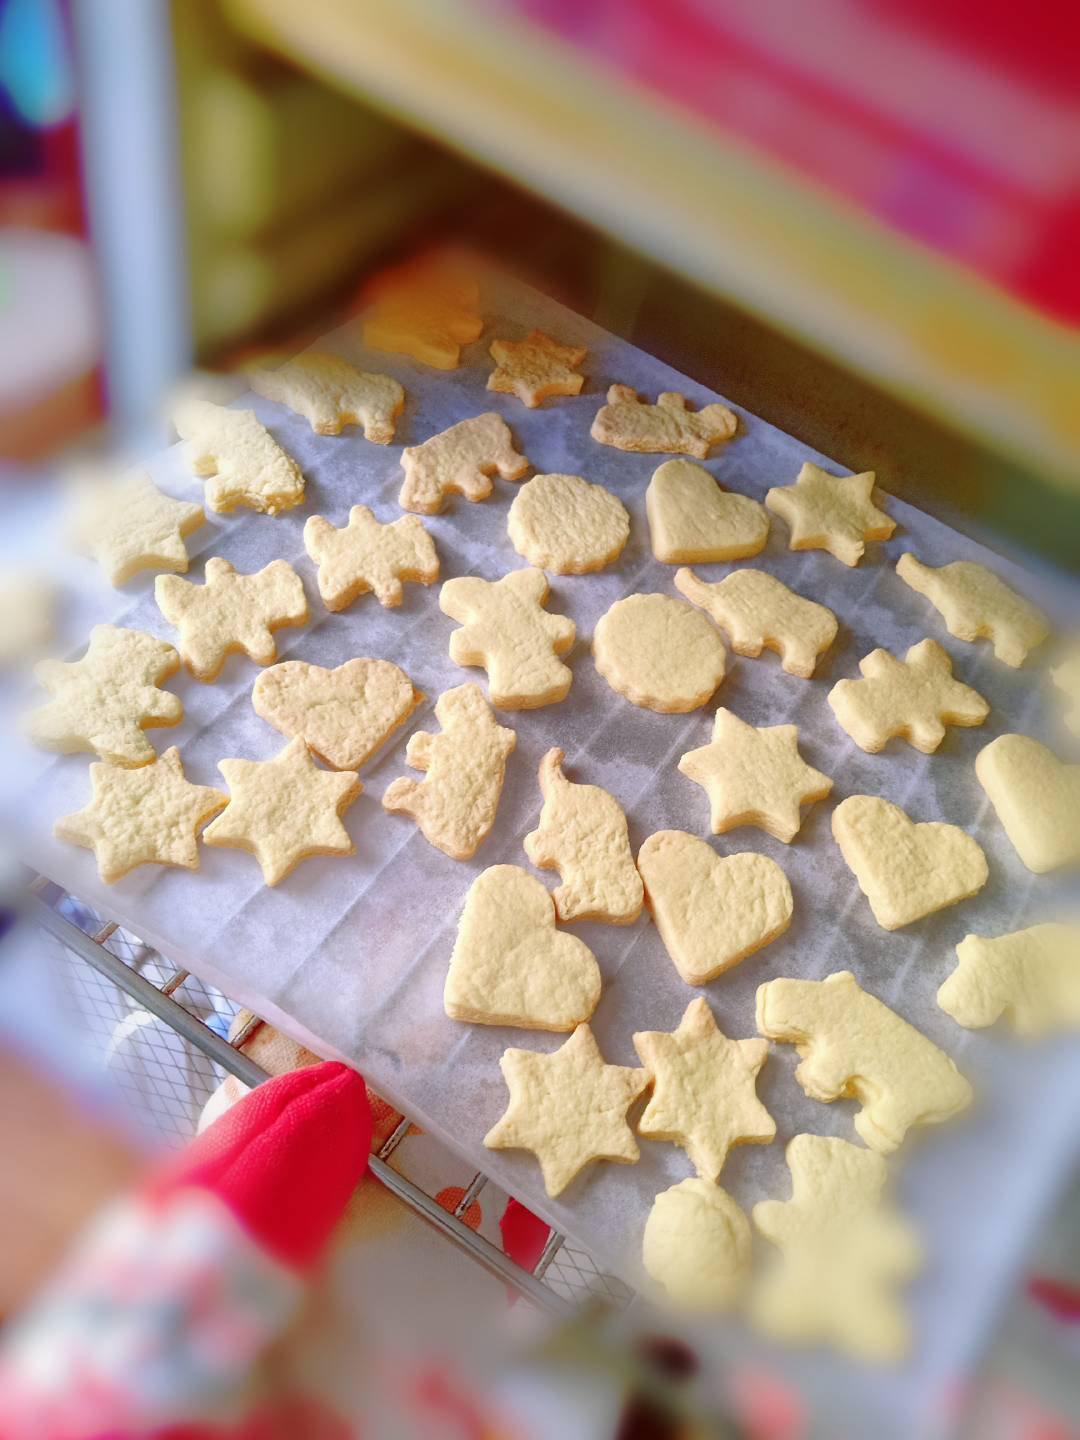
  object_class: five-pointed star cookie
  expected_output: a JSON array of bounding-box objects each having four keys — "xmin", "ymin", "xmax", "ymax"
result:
[
  {"xmin": 765, "ymin": 463, "xmax": 895, "ymax": 566},
  {"xmin": 633, "ymin": 998, "xmax": 775, "ymax": 1182},
  {"xmin": 828, "ymin": 638, "xmax": 988, "ymax": 754},
  {"xmin": 27, "ymin": 624, "xmax": 182, "ymax": 767},
  {"xmin": 156, "ymin": 557, "xmax": 308, "ymax": 681},
  {"xmin": 679, "ymin": 708, "xmax": 833, "ymax": 842},
  {"xmin": 304, "ymin": 504, "xmax": 439, "ymax": 610},
  {"xmin": 484, "ymin": 1024, "xmax": 649, "ymax": 1197},
  {"xmin": 55, "ymin": 747, "xmax": 227, "ymax": 883},
  {"xmin": 487, "ymin": 330, "xmax": 587, "ymax": 407},
  {"xmin": 69, "ymin": 470, "xmax": 205, "ymax": 585},
  {"xmin": 202, "ymin": 737, "xmax": 361, "ymax": 886}
]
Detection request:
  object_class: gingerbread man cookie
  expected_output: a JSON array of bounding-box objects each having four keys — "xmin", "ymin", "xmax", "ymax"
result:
[
  {"xmin": 487, "ymin": 330, "xmax": 586, "ymax": 407},
  {"xmin": 399, "ymin": 413, "xmax": 528, "ymax": 514},
  {"xmin": 765, "ymin": 463, "xmax": 894, "ymax": 566},
  {"xmin": 156, "ymin": 558, "xmax": 307, "ymax": 682},
  {"xmin": 69, "ymin": 470, "xmax": 204, "ymax": 586},
  {"xmin": 304, "ymin": 505, "xmax": 439, "ymax": 610},
  {"xmin": 674, "ymin": 567, "xmax": 837, "ymax": 678},
  {"xmin": 382, "ymin": 683, "xmax": 516, "ymax": 859},
  {"xmin": 937, "ymin": 923, "xmax": 1080, "ymax": 1036},
  {"xmin": 828, "ymin": 638, "xmax": 988, "ymax": 754},
  {"xmin": 173, "ymin": 398, "xmax": 304, "ymax": 515},
  {"xmin": 976, "ymin": 734, "xmax": 1080, "ymax": 873},
  {"xmin": 756, "ymin": 971, "xmax": 972, "ymax": 1152},
  {"xmin": 591, "ymin": 386, "xmax": 737, "ymax": 458},
  {"xmin": 440, "ymin": 568, "xmax": 575, "ymax": 709},
  {"xmin": 250, "ymin": 352, "xmax": 404, "ymax": 441},
  {"xmin": 896, "ymin": 553, "xmax": 1049, "ymax": 667},
  {"xmin": 523, "ymin": 748, "xmax": 643, "ymax": 924},
  {"xmin": 646, "ymin": 460, "xmax": 768, "ymax": 563}
]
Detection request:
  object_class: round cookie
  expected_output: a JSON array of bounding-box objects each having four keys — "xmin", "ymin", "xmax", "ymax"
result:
[
  {"xmin": 593, "ymin": 593, "xmax": 725, "ymax": 711},
  {"xmin": 643, "ymin": 1177, "xmax": 751, "ymax": 1310},
  {"xmin": 507, "ymin": 472, "xmax": 629, "ymax": 575}
]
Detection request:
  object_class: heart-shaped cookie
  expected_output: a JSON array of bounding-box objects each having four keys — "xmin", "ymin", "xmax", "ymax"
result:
[
  {"xmin": 637, "ymin": 830, "xmax": 793, "ymax": 984},
  {"xmin": 976, "ymin": 734, "xmax": 1080, "ymax": 873},
  {"xmin": 646, "ymin": 460, "xmax": 769, "ymax": 563},
  {"xmin": 444, "ymin": 866, "xmax": 602, "ymax": 1030},
  {"xmin": 252, "ymin": 658, "xmax": 421, "ymax": 771},
  {"xmin": 832, "ymin": 795, "xmax": 988, "ymax": 930}
]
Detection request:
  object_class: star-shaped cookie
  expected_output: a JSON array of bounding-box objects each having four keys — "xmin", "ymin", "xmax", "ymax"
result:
[
  {"xmin": 487, "ymin": 330, "xmax": 586, "ymax": 407},
  {"xmin": 27, "ymin": 624, "xmax": 182, "ymax": 767},
  {"xmin": 828, "ymin": 638, "xmax": 988, "ymax": 753},
  {"xmin": 156, "ymin": 557, "xmax": 308, "ymax": 681},
  {"xmin": 55, "ymin": 747, "xmax": 226, "ymax": 883},
  {"xmin": 203, "ymin": 738, "xmax": 361, "ymax": 886},
  {"xmin": 679, "ymin": 708, "xmax": 833, "ymax": 842},
  {"xmin": 634, "ymin": 998, "xmax": 775, "ymax": 1182},
  {"xmin": 484, "ymin": 1024, "xmax": 649, "ymax": 1198},
  {"xmin": 69, "ymin": 470, "xmax": 205, "ymax": 586},
  {"xmin": 304, "ymin": 505, "xmax": 439, "ymax": 610},
  {"xmin": 765, "ymin": 463, "xmax": 895, "ymax": 566}
]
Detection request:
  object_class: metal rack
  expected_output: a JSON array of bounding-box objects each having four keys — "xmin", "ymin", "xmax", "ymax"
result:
[{"xmin": 30, "ymin": 877, "xmax": 633, "ymax": 1316}]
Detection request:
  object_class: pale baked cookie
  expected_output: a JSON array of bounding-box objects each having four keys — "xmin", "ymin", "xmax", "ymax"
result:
[
  {"xmin": 27, "ymin": 624, "xmax": 181, "ymax": 767},
  {"xmin": 643, "ymin": 1179, "xmax": 751, "ymax": 1312},
  {"xmin": 591, "ymin": 386, "xmax": 737, "ymax": 458},
  {"xmin": 765, "ymin": 463, "xmax": 894, "ymax": 566},
  {"xmin": 756, "ymin": 972, "xmax": 972, "ymax": 1153},
  {"xmin": 679, "ymin": 708, "xmax": 833, "ymax": 842},
  {"xmin": 55, "ymin": 747, "xmax": 226, "ymax": 884},
  {"xmin": 487, "ymin": 330, "xmax": 586, "ymax": 407},
  {"xmin": 1052, "ymin": 647, "xmax": 1080, "ymax": 737},
  {"xmin": 304, "ymin": 505, "xmax": 439, "ymax": 610},
  {"xmin": 203, "ymin": 737, "xmax": 361, "ymax": 886},
  {"xmin": 646, "ymin": 460, "xmax": 767, "ymax": 563},
  {"xmin": 507, "ymin": 473, "xmax": 629, "ymax": 575},
  {"xmin": 751, "ymin": 1134, "xmax": 921, "ymax": 1363},
  {"xmin": 593, "ymin": 593, "xmax": 725, "ymax": 712},
  {"xmin": 399, "ymin": 413, "xmax": 528, "ymax": 514},
  {"xmin": 975, "ymin": 734, "xmax": 1080, "ymax": 873},
  {"xmin": 173, "ymin": 398, "xmax": 304, "ymax": 515},
  {"xmin": 0, "ymin": 574, "xmax": 55, "ymax": 668},
  {"xmin": 443, "ymin": 864, "xmax": 601, "ymax": 1031},
  {"xmin": 638, "ymin": 830, "xmax": 793, "ymax": 985},
  {"xmin": 896, "ymin": 553, "xmax": 1049, "ymax": 667},
  {"xmin": 250, "ymin": 352, "xmax": 404, "ymax": 441},
  {"xmin": 674, "ymin": 567, "xmax": 837, "ymax": 678},
  {"xmin": 252, "ymin": 658, "xmax": 421, "ymax": 771},
  {"xmin": 827, "ymin": 638, "xmax": 988, "ymax": 754},
  {"xmin": 69, "ymin": 470, "xmax": 204, "ymax": 586},
  {"xmin": 155, "ymin": 557, "xmax": 308, "ymax": 682},
  {"xmin": 440, "ymin": 567, "xmax": 575, "ymax": 709},
  {"xmin": 832, "ymin": 795, "xmax": 988, "ymax": 930},
  {"xmin": 382, "ymin": 683, "xmax": 516, "ymax": 859},
  {"xmin": 937, "ymin": 923, "xmax": 1080, "ymax": 1036},
  {"xmin": 484, "ymin": 1023, "xmax": 649, "ymax": 1198},
  {"xmin": 523, "ymin": 748, "xmax": 643, "ymax": 924},
  {"xmin": 634, "ymin": 998, "xmax": 775, "ymax": 1181},
  {"xmin": 362, "ymin": 264, "xmax": 482, "ymax": 369}
]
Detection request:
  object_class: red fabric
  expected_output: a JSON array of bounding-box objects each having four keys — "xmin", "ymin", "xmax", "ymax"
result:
[
  {"xmin": 145, "ymin": 1062, "xmax": 372, "ymax": 1272},
  {"xmin": 499, "ymin": 1197, "xmax": 549, "ymax": 1274}
]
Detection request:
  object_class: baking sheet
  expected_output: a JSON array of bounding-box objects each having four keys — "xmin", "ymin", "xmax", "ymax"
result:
[{"xmin": 14, "ymin": 273, "xmax": 1080, "ymax": 1436}]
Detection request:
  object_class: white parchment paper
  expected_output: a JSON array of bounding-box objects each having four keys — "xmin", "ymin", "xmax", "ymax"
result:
[{"xmin": 17, "ymin": 274, "xmax": 1080, "ymax": 1437}]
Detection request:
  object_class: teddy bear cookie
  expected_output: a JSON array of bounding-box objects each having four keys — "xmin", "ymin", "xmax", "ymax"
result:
[
  {"xmin": 638, "ymin": 830, "xmax": 793, "ymax": 984},
  {"xmin": 646, "ymin": 460, "xmax": 768, "ymax": 563},
  {"xmin": 253, "ymin": 658, "xmax": 421, "ymax": 771},
  {"xmin": 674, "ymin": 567, "xmax": 837, "ymax": 678},
  {"xmin": 173, "ymin": 398, "xmax": 304, "ymax": 515},
  {"xmin": 304, "ymin": 505, "xmax": 439, "ymax": 610},
  {"xmin": 591, "ymin": 386, "xmax": 737, "ymax": 458},
  {"xmin": 507, "ymin": 473, "xmax": 629, "ymax": 574},
  {"xmin": 398, "ymin": 413, "xmax": 528, "ymax": 514},
  {"xmin": 643, "ymin": 1179, "xmax": 752, "ymax": 1312},
  {"xmin": 975, "ymin": 734, "xmax": 1080, "ymax": 873},
  {"xmin": 440, "ymin": 568, "xmax": 576, "ymax": 709},
  {"xmin": 593, "ymin": 593, "xmax": 726, "ymax": 712},
  {"xmin": 765, "ymin": 463, "xmax": 894, "ymax": 566},
  {"xmin": 484, "ymin": 1024, "xmax": 649, "ymax": 1197},
  {"xmin": 832, "ymin": 795, "xmax": 988, "ymax": 930},
  {"xmin": 751, "ymin": 1134, "xmax": 921, "ymax": 1362},
  {"xmin": 156, "ymin": 557, "xmax": 308, "ymax": 682},
  {"xmin": 523, "ymin": 748, "xmax": 643, "ymax": 924},
  {"xmin": 679, "ymin": 708, "xmax": 833, "ymax": 842},
  {"xmin": 828, "ymin": 638, "xmax": 988, "ymax": 754},
  {"xmin": 443, "ymin": 865, "xmax": 601, "ymax": 1031},
  {"xmin": 69, "ymin": 470, "xmax": 205, "ymax": 586},
  {"xmin": 487, "ymin": 330, "xmax": 586, "ymax": 407},
  {"xmin": 382, "ymin": 683, "xmax": 516, "ymax": 859},
  {"xmin": 937, "ymin": 923, "xmax": 1080, "ymax": 1036},
  {"xmin": 756, "ymin": 971, "xmax": 973, "ymax": 1152},
  {"xmin": 896, "ymin": 553, "xmax": 1049, "ymax": 667},
  {"xmin": 250, "ymin": 352, "xmax": 404, "ymax": 441}
]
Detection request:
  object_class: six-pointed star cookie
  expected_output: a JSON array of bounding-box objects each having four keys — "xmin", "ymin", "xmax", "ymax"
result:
[
  {"xmin": 766, "ymin": 463, "xmax": 895, "ymax": 566},
  {"xmin": 69, "ymin": 470, "xmax": 205, "ymax": 586},
  {"xmin": 203, "ymin": 737, "xmax": 361, "ymax": 886},
  {"xmin": 679, "ymin": 708, "xmax": 833, "ymax": 842},
  {"xmin": 484, "ymin": 1024, "xmax": 649, "ymax": 1197},
  {"xmin": 487, "ymin": 330, "xmax": 587, "ymax": 407},
  {"xmin": 27, "ymin": 623, "xmax": 182, "ymax": 767},
  {"xmin": 55, "ymin": 747, "xmax": 226, "ymax": 883},
  {"xmin": 634, "ymin": 998, "xmax": 775, "ymax": 1182}
]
